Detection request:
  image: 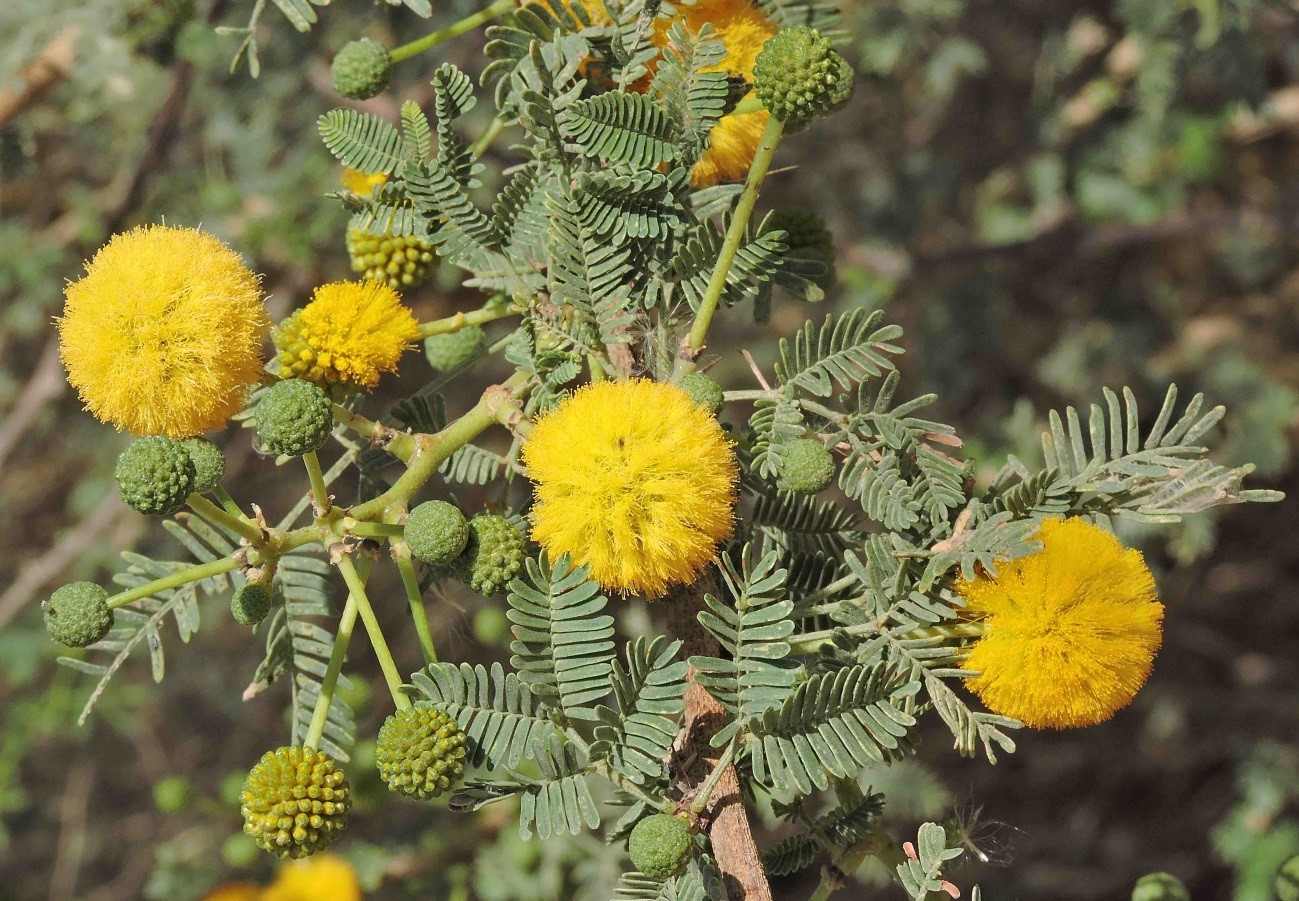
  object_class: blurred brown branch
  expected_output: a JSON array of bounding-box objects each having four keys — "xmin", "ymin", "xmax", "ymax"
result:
[{"xmin": 0, "ymin": 26, "xmax": 80, "ymax": 127}]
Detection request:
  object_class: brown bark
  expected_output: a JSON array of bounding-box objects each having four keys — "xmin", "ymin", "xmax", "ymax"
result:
[{"xmin": 666, "ymin": 577, "xmax": 773, "ymax": 901}]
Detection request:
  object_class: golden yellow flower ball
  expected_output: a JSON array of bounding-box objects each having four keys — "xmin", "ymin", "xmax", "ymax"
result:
[
  {"xmin": 957, "ymin": 517, "xmax": 1164, "ymax": 730},
  {"xmin": 522, "ymin": 379, "xmax": 738, "ymax": 596},
  {"xmin": 273, "ymin": 280, "xmax": 419, "ymax": 392},
  {"xmin": 651, "ymin": 0, "xmax": 777, "ymax": 187},
  {"xmin": 58, "ymin": 225, "xmax": 270, "ymax": 438}
]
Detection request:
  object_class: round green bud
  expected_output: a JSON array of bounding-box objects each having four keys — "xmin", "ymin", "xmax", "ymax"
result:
[
  {"xmin": 153, "ymin": 775, "xmax": 192, "ymax": 814},
  {"xmin": 115, "ymin": 436, "xmax": 196, "ymax": 516},
  {"xmin": 1277, "ymin": 855, "xmax": 1299, "ymax": 901},
  {"xmin": 240, "ymin": 746, "xmax": 350, "ymax": 859},
  {"xmin": 1132, "ymin": 872, "xmax": 1191, "ymax": 901},
  {"xmin": 44, "ymin": 582, "xmax": 113, "ymax": 648},
  {"xmin": 768, "ymin": 207, "xmax": 836, "ymax": 290},
  {"xmin": 405, "ymin": 500, "xmax": 470, "ymax": 567},
  {"xmin": 778, "ymin": 438, "xmax": 836, "ymax": 494},
  {"xmin": 423, "ymin": 326, "xmax": 486, "ymax": 373},
  {"xmin": 347, "ymin": 227, "xmax": 436, "ymax": 291},
  {"xmin": 180, "ymin": 437, "xmax": 226, "ymax": 495},
  {"xmin": 453, "ymin": 514, "xmax": 526, "ymax": 596},
  {"xmin": 768, "ymin": 208, "xmax": 833, "ymax": 258},
  {"xmin": 255, "ymin": 379, "xmax": 333, "ymax": 457},
  {"xmin": 628, "ymin": 813, "xmax": 693, "ymax": 880},
  {"xmin": 331, "ymin": 39, "xmax": 391, "ymax": 101},
  {"xmin": 473, "ymin": 606, "xmax": 510, "ymax": 646},
  {"xmin": 375, "ymin": 705, "xmax": 468, "ymax": 799},
  {"xmin": 677, "ymin": 373, "xmax": 725, "ymax": 415},
  {"xmin": 231, "ymin": 582, "xmax": 273, "ymax": 627},
  {"xmin": 753, "ymin": 27, "xmax": 852, "ymax": 129}
]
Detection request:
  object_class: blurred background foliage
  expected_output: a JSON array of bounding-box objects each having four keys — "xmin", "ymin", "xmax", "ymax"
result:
[{"xmin": 1, "ymin": 0, "xmax": 1296, "ymax": 898}]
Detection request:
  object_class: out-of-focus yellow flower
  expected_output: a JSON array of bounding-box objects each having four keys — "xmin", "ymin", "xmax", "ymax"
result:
[
  {"xmin": 340, "ymin": 167, "xmax": 387, "ymax": 196},
  {"xmin": 273, "ymin": 280, "xmax": 419, "ymax": 392},
  {"xmin": 523, "ymin": 379, "xmax": 737, "ymax": 596},
  {"xmin": 651, "ymin": 0, "xmax": 778, "ymax": 187},
  {"xmin": 957, "ymin": 517, "xmax": 1164, "ymax": 730},
  {"xmin": 204, "ymin": 854, "xmax": 361, "ymax": 901},
  {"xmin": 58, "ymin": 225, "xmax": 270, "ymax": 437},
  {"xmin": 524, "ymin": 0, "xmax": 777, "ymax": 186}
]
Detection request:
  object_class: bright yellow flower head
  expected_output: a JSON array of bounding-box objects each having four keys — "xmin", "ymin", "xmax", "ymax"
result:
[
  {"xmin": 652, "ymin": 0, "xmax": 778, "ymax": 187},
  {"xmin": 340, "ymin": 167, "xmax": 387, "ymax": 196},
  {"xmin": 957, "ymin": 517, "xmax": 1164, "ymax": 730},
  {"xmin": 273, "ymin": 280, "xmax": 419, "ymax": 391},
  {"xmin": 58, "ymin": 225, "xmax": 270, "ymax": 438},
  {"xmin": 522, "ymin": 379, "xmax": 738, "ymax": 596}
]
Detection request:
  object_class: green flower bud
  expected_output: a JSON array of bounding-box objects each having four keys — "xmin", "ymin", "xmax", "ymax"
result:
[
  {"xmin": 231, "ymin": 582, "xmax": 273, "ymax": 627},
  {"xmin": 1132, "ymin": 872, "xmax": 1191, "ymax": 901},
  {"xmin": 180, "ymin": 437, "xmax": 227, "ymax": 495},
  {"xmin": 753, "ymin": 27, "xmax": 853, "ymax": 129},
  {"xmin": 405, "ymin": 500, "xmax": 470, "ymax": 567},
  {"xmin": 375, "ymin": 705, "xmax": 468, "ymax": 799},
  {"xmin": 115, "ymin": 436, "xmax": 196, "ymax": 516},
  {"xmin": 628, "ymin": 813, "xmax": 693, "ymax": 879},
  {"xmin": 241, "ymin": 746, "xmax": 350, "ymax": 859},
  {"xmin": 677, "ymin": 373, "xmax": 725, "ymax": 415},
  {"xmin": 44, "ymin": 581, "xmax": 113, "ymax": 648},
  {"xmin": 452, "ymin": 514, "xmax": 526, "ymax": 596},
  {"xmin": 254, "ymin": 379, "xmax": 333, "ymax": 457},
  {"xmin": 331, "ymin": 39, "xmax": 391, "ymax": 101},
  {"xmin": 423, "ymin": 326, "xmax": 486, "ymax": 373},
  {"xmin": 778, "ymin": 438, "xmax": 836, "ymax": 494},
  {"xmin": 347, "ymin": 227, "xmax": 436, "ymax": 291}
]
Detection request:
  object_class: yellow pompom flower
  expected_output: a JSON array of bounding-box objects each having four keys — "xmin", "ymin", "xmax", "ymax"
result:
[
  {"xmin": 957, "ymin": 517, "xmax": 1164, "ymax": 730},
  {"xmin": 273, "ymin": 280, "xmax": 419, "ymax": 392},
  {"xmin": 340, "ymin": 167, "xmax": 387, "ymax": 196},
  {"xmin": 651, "ymin": 0, "xmax": 778, "ymax": 187},
  {"xmin": 522, "ymin": 379, "xmax": 738, "ymax": 596},
  {"xmin": 58, "ymin": 225, "xmax": 270, "ymax": 438}
]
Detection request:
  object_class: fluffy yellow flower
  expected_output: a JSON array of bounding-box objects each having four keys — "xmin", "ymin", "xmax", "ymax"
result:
[
  {"xmin": 273, "ymin": 280, "xmax": 419, "ymax": 391},
  {"xmin": 651, "ymin": 0, "xmax": 777, "ymax": 187},
  {"xmin": 340, "ymin": 167, "xmax": 387, "ymax": 196},
  {"xmin": 58, "ymin": 225, "xmax": 270, "ymax": 438},
  {"xmin": 523, "ymin": 379, "xmax": 738, "ymax": 596},
  {"xmin": 957, "ymin": 517, "xmax": 1164, "ymax": 730}
]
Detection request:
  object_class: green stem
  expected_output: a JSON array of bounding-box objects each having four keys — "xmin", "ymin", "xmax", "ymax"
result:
[
  {"xmin": 388, "ymin": 0, "xmax": 515, "ymax": 63},
  {"xmin": 417, "ymin": 301, "xmax": 518, "ymax": 338},
  {"xmin": 807, "ymin": 823, "xmax": 907, "ymax": 901},
  {"xmin": 302, "ymin": 560, "xmax": 370, "ymax": 751},
  {"xmin": 723, "ymin": 389, "xmax": 779, "ymax": 402},
  {"xmin": 394, "ymin": 546, "xmax": 438, "ymax": 666},
  {"xmin": 350, "ymin": 371, "xmax": 533, "ymax": 521},
  {"xmin": 303, "ymin": 451, "xmax": 331, "ymax": 512},
  {"xmin": 106, "ymin": 555, "xmax": 243, "ymax": 610},
  {"xmin": 330, "ymin": 404, "xmax": 415, "ymax": 463},
  {"xmin": 187, "ymin": 494, "xmax": 265, "ymax": 546},
  {"xmin": 690, "ymin": 734, "xmax": 739, "ymax": 815},
  {"xmin": 468, "ymin": 115, "xmax": 506, "ymax": 158},
  {"xmin": 336, "ymin": 555, "xmax": 411, "ymax": 710},
  {"xmin": 790, "ymin": 621, "xmax": 986, "ymax": 656},
  {"xmin": 343, "ymin": 519, "xmax": 405, "ymax": 539},
  {"xmin": 213, "ymin": 485, "xmax": 245, "ymax": 519},
  {"xmin": 680, "ymin": 114, "xmax": 786, "ymax": 370}
]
